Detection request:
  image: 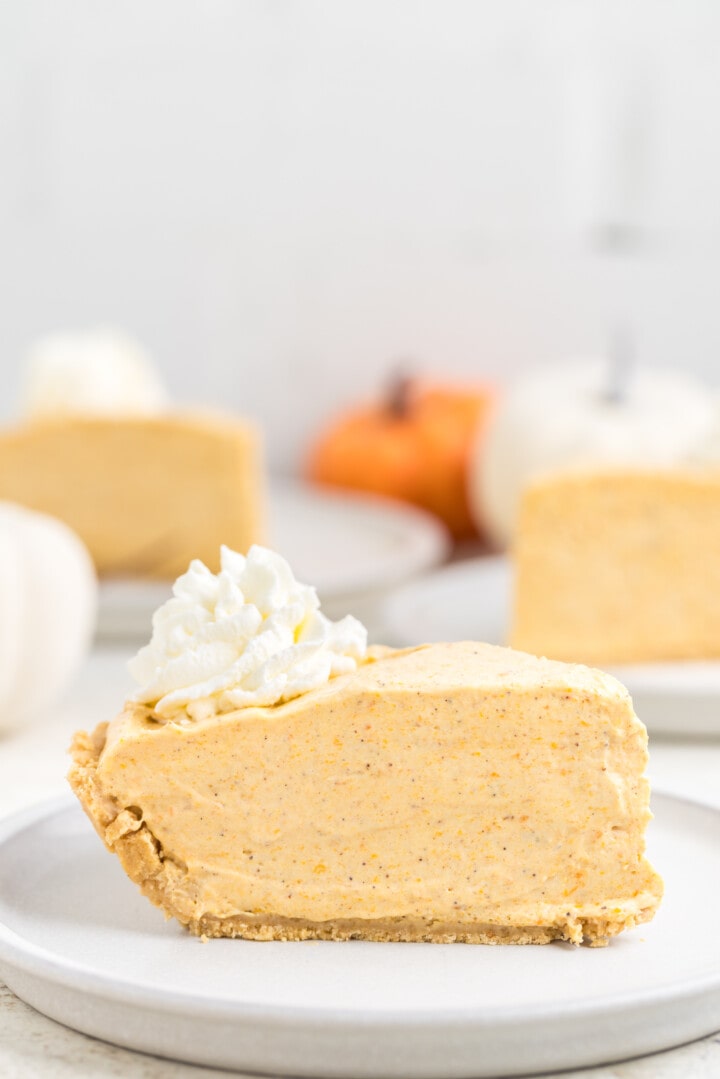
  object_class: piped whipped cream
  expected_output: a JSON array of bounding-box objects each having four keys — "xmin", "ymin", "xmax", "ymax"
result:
[
  {"xmin": 24, "ymin": 328, "xmax": 167, "ymax": 419},
  {"xmin": 129, "ymin": 545, "xmax": 368, "ymax": 720}
]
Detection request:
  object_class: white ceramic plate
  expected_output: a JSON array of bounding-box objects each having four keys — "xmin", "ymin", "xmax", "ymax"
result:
[
  {"xmin": 383, "ymin": 557, "xmax": 720, "ymax": 736},
  {"xmin": 97, "ymin": 479, "xmax": 450, "ymax": 640},
  {"xmin": 0, "ymin": 794, "xmax": 718, "ymax": 1078}
]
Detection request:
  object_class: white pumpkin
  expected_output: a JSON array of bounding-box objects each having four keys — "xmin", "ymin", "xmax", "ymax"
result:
[
  {"xmin": 0, "ymin": 503, "xmax": 97, "ymax": 729},
  {"xmin": 471, "ymin": 360, "xmax": 718, "ymax": 548},
  {"xmin": 24, "ymin": 327, "xmax": 167, "ymax": 419}
]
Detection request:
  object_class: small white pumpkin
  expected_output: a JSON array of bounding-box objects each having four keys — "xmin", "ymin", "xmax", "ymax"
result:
[
  {"xmin": 0, "ymin": 503, "xmax": 97, "ymax": 730},
  {"xmin": 23, "ymin": 327, "xmax": 167, "ymax": 420},
  {"xmin": 470, "ymin": 359, "xmax": 719, "ymax": 548}
]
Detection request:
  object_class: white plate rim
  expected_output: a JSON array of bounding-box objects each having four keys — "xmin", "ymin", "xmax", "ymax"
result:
[
  {"xmin": 267, "ymin": 477, "xmax": 452, "ymax": 598},
  {"xmin": 0, "ymin": 793, "xmax": 719, "ymax": 1029},
  {"xmin": 382, "ymin": 554, "xmax": 509, "ymax": 644}
]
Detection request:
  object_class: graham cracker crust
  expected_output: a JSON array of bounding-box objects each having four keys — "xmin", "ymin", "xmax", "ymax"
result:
[{"xmin": 68, "ymin": 724, "xmax": 640, "ymax": 946}]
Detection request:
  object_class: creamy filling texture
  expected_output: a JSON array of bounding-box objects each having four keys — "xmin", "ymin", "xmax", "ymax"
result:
[
  {"xmin": 99, "ymin": 643, "xmax": 663, "ymax": 928},
  {"xmin": 129, "ymin": 545, "xmax": 367, "ymax": 719}
]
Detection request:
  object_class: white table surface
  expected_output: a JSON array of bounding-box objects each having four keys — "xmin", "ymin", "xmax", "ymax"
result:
[{"xmin": 1, "ymin": 646, "xmax": 719, "ymax": 1079}]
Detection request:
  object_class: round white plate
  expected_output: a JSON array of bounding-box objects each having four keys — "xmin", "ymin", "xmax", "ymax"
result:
[
  {"xmin": 97, "ymin": 479, "xmax": 449, "ymax": 640},
  {"xmin": 383, "ymin": 557, "xmax": 720, "ymax": 736},
  {"xmin": 0, "ymin": 795, "xmax": 718, "ymax": 1078}
]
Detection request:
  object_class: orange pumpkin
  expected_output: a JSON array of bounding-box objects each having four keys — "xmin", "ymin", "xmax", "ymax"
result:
[{"xmin": 307, "ymin": 376, "xmax": 495, "ymax": 540}]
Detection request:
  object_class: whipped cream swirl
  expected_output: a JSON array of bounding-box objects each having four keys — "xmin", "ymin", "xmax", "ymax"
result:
[{"xmin": 129, "ymin": 545, "xmax": 367, "ymax": 720}]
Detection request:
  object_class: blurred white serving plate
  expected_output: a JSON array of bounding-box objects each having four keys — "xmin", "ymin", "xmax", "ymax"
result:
[
  {"xmin": 97, "ymin": 479, "xmax": 450, "ymax": 641},
  {"xmin": 0, "ymin": 793, "xmax": 718, "ymax": 1078},
  {"xmin": 383, "ymin": 557, "xmax": 720, "ymax": 736}
]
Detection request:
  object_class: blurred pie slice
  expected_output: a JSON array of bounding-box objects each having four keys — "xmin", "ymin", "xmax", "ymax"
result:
[
  {"xmin": 0, "ymin": 414, "xmax": 264, "ymax": 579},
  {"xmin": 512, "ymin": 469, "xmax": 720, "ymax": 664}
]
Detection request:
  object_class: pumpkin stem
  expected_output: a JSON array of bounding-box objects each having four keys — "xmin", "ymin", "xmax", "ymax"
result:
[{"xmin": 387, "ymin": 371, "xmax": 414, "ymax": 418}]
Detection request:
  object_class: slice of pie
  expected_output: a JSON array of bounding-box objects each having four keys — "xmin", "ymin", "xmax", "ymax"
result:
[
  {"xmin": 0, "ymin": 414, "xmax": 264, "ymax": 579},
  {"xmin": 69, "ymin": 547, "xmax": 662, "ymax": 945},
  {"xmin": 512, "ymin": 468, "xmax": 720, "ymax": 664}
]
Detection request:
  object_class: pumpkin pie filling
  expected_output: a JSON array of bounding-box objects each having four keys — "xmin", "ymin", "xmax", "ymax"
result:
[
  {"xmin": 69, "ymin": 639, "xmax": 662, "ymax": 945},
  {"xmin": 0, "ymin": 413, "xmax": 264, "ymax": 579},
  {"xmin": 512, "ymin": 468, "xmax": 720, "ymax": 664}
]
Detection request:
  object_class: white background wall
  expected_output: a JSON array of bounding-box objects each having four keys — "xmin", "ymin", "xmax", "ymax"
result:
[{"xmin": 2, "ymin": 1, "xmax": 720, "ymax": 468}]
